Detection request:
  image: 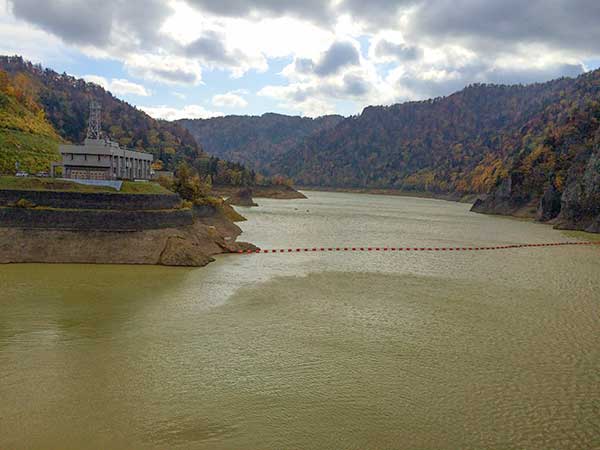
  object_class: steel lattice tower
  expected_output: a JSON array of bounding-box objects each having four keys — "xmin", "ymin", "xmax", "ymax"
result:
[{"xmin": 86, "ymin": 100, "xmax": 102, "ymax": 140}]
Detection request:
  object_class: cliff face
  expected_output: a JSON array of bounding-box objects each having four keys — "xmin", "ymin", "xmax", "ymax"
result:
[
  {"xmin": 555, "ymin": 146, "xmax": 600, "ymax": 232},
  {"xmin": 472, "ymin": 127, "xmax": 600, "ymax": 233},
  {"xmin": 470, "ymin": 173, "xmax": 537, "ymax": 218}
]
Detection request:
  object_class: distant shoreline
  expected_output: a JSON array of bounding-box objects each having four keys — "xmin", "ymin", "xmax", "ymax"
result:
[
  {"xmin": 298, "ymin": 186, "xmax": 600, "ymax": 236},
  {"xmin": 212, "ymin": 184, "xmax": 307, "ymax": 200},
  {"xmin": 298, "ymin": 186, "xmax": 479, "ymax": 204}
]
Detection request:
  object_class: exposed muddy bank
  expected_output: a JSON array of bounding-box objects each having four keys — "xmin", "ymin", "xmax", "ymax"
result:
[
  {"xmin": 0, "ymin": 186, "xmax": 256, "ymax": 266},
  {"xmin": 0, "ymin": 211, "xmax": 256, "ymax": 267}
]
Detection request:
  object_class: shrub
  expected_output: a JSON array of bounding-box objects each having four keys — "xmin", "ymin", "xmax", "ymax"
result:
[{"xmin": 14, "ymin": 198, "xmax": 36, "ymax": 208}]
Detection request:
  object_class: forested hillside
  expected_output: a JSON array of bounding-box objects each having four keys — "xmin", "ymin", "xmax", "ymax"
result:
[
  {"xmin": 269, "ymin": 69, "xmax": 600, "ymax": 231},
  {"xmin": 273, "ymin": 76, "xmax": 585, "ymax": 191},
  {"xmin": 0, "ymin": 56, "xmax": 256, "ymax": 186},
  {"xmin": 0, "ymin": 69, "xmax": 61, "ymax": 174},
  {"xmin": 472, "ymin": 72, "xmax": 600, "ymax": 232},
  {"xmin": 177, "ymin": 113, "xmax": 343, "ymax": 171}
]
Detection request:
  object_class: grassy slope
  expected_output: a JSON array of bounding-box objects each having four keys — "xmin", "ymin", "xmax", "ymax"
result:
[
  {"xmin": 0, "ymin": 90, "xmax": 61, "ymax": 174},
  {"xmin": 0, "ymin": 176, "xmax": 173, "ymax": 195},
  {"xmin": 0, "ymin": 87, "xmax": 173, "ymax": 196}
]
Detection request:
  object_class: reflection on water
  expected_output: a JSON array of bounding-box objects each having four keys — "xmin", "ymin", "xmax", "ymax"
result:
[{"xmin": 1, "ymin": 191, "xmax": 599, "ymax": 449}]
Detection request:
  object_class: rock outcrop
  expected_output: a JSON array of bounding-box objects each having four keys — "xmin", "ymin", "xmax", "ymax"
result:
[
  {"xmin": 213, "ymin": 184, "xmax": 306, "ymax": 201},
  {"xmin": 472, "ymin": 131, "xmax": 600, "ymax": 233},
  {"xmin": 252, "ymin": 185, "xmax": 307, "ymax": 199},
  {"xmin": 536, "ymin": 184, "xmax": 563, "ymax": 222},
  {"xmin": 470, "ymin": 173, "xmax": 537, "ymax": 218},
  {"xmin": 225, "ymin": 188, "xmax": 258, "ymax": 207},
  {"xmin": 554, "ymin": 146, "xmax": 600, "ymax": 232}
]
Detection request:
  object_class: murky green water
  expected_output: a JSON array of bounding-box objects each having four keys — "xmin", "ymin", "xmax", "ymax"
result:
[{"xmin": 1, "ymin": 191, "xmax": 599, "ymax": 449}]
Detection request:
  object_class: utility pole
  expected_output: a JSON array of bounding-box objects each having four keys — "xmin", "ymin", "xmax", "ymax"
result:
[{"xmin": 86, "ymin": 100, "xmax": 102, "ymax": 140}]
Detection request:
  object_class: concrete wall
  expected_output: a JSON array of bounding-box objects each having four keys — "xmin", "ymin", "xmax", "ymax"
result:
[
  {"xmin": 0, "ymin": 190, "xmax": 181, "ymax": 210},
  {"xmin": 0, "ymin": 207, "xmax": 194, "ymax": 231},
  {"xmin": 192, "ymin": 204, "xmax": 219, "ymax": 218}
]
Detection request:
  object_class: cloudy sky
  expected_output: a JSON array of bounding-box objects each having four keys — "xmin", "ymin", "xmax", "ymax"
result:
[{"xmin": 1, "ymin": 0, "xmax": 599, "ymax": 119}]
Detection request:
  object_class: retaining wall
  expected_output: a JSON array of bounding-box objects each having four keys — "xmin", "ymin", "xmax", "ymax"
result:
[
  {"xmin": 0, "ymin": 189, "xmax": 181, "ymax": 210},
  {"xmin": 192, "ymin": 204, "xmax": 219, "ymax": 218},
  {"xmin": 0, "ymin": 207, "xmax": 194, "ymax": 231}
]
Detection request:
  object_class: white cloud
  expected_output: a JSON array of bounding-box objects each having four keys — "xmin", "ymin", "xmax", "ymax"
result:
[
  {"xmin": 83, "ymin": 74, "xmax": 109, "ymax": 88},
  {"xmin": 212, "ymin": 92, "xmax": 248, "ymax": 108},
  {"xmin": 162, "ymin": 3, "xmax": 334, "ymax": 62},
  {"xmin": 140, "ymin": 104, "xmax": 223, "ymax": 120},
  {"xmin": 83, "ymin": 75, "xmax": 151, "ymax": 96},
  {"xmin": 4, "ymin": 0, "xmax": 599, "ymax": 117},
  {"xmin": 110, "ymin": 78, "xmax": 151, "ymax": 96},
  {"xmin": 259, "ymin": 84, "xmax": 338, "ymax": 117},
  {"xmin": 261, "ymin": 37, "xmax": 399, "ymax": 116},
  {"xmin": 0, "ymin": 0, "xmax": 66, "ymax": 62},
  {"xmin": 124, "ymin": 53, "xmax": 203, "ymax": 85}
]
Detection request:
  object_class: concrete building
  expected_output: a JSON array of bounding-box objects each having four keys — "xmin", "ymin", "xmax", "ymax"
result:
[
  {"xmin": 56, "ymin": 138, "xmax": 153, "ymax": 180},
  {"xmin": 52, "ymin": 101, "xmax": 153, "ymax": 181}
]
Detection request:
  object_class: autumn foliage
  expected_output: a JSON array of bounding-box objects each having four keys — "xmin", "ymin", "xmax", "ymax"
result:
[
  {"xmin": 0, "ymin": 56, "xmax": 259, "ymax": 186},
  {"xmin": 267, "ymin": 69, "xmax": 600, "ymax": 201}
]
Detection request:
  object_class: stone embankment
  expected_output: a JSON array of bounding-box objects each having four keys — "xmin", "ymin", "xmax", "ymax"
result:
[
  {"xmin": 0, "ymin": 187, "xmax": 255, "ymax": 266},
  {"xmin": 0, "ymin": 189, "xmax": 181, "ymax": 210}
]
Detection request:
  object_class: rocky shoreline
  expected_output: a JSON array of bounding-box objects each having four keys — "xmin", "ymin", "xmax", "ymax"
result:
[
  {"xmin": 300, "ymin": 184, "xmax": 599, "ymax": 234},
  {"xmin": 0, "ymin": 207, "xmax": 256, "ymax": 267},
  {"xmin": 471, "ymin": 146, "xmax": 600, "ymax": 234},
  {"xmin": 299, "ymin": 186, "xmax": 477, "ymax": 203},
  {"xmin": 0, "ymin": 187, "xmax": 257, "ymax": 266},
  {"xmin": 212, "ymin": 184, "xmax": 307, "ymax": 201},
  {"xmin": 225, "ymin": 187, "xmax": 258, "ymax": 207}
]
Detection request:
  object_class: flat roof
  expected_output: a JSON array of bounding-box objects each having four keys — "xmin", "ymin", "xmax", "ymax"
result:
[{"xmin": 59, "ymin": 139, "xmax": 153, "ymax": 160}]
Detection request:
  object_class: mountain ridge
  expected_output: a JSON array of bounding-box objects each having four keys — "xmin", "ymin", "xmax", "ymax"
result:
[
  {"xmin": 177, "ymin": 113, "xmax": 343, "ymax": 171},
  {"xmin": 282, "ymin": 69, "xmax": 600, "ymax": 231},
  {"xmin": 176, "ymin": 69, "xmax": 600, "ymax": 232}
]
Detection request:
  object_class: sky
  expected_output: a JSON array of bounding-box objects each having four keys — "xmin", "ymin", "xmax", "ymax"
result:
[{"xmin": 1, "ymin": 0, "xmax": 599, "ymax": 120}]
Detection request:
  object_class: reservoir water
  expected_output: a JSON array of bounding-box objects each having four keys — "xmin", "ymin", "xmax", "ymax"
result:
[{"xmin": 1, "ymin": 191, "xmax": 599, "ymax": 449}]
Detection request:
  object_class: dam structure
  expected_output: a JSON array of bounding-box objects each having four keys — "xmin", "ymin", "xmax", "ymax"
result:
[{"xmin": 52, "ymin": 101, "xmax": 153, "ymax": 181}]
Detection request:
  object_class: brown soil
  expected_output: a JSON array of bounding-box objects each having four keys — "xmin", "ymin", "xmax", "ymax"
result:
[{"xmin": 0, "ymin": 211, "xmax": 256, "ymax": 267}]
